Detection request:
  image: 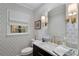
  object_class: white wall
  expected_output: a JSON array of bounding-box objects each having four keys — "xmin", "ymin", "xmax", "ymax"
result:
[
  {"xmin": 0, "ymin": 3, "xmax": 34, "ymax": 56},
  {"xmin": 78, "ymin": 4, "xmax": 79, "ymax": 55}
]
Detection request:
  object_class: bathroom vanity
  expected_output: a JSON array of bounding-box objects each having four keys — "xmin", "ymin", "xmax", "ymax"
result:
[
  {"xmin": 33, "ymin": 40, "xmax": 58, "ymax": 56},
  {"xmin": 33, "ymin": 41, "xmax": 55, "ymax": 56},
  {"xmin": 33, "ymin": 40, "xmax": 78, "ymax": 56}
]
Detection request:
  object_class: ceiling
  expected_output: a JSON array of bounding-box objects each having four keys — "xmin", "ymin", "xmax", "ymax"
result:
[{"xmin": 18, "ymin": 3, "xmax": 44, "ymax": 11}]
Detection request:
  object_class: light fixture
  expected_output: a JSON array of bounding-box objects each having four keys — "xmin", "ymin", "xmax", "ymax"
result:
[
  {"xmin": 67, "ymin": 3, "xmax": 78, "ymax": 24},
  {"xmin": 68, "ymin": 3, "xmax": 78, "ymax": 16},
  {"xmin": 41, "ymin": 16, "xmax": 46, "ymax": 24},
  {"xmin": 41, "ymin": 16, "xmax": 48, "ymax": 26}
]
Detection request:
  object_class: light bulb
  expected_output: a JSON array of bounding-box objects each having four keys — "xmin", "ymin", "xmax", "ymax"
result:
[
  {"xmin": 41, "ymin": 16, "xmax": 45, "ymax": 20},
  {"xmin": 41, "ymin": 16, "xmax": 46, "ymax": 23}
]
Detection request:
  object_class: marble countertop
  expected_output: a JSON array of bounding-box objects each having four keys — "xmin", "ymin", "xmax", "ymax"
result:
[
  {"xmin": 33, "ymin": 40, "xmax": 78, "ymax": 56},
  {"xmin": 33, "ymin": 40, "xmax": 58, "ymax": 56}
]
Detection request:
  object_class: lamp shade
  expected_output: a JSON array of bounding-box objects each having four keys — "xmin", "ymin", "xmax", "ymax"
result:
[
  {"xmin": 68, "ymin": 3, "xmax": 77, "ymax": 13},
  {"xmin": 41, "ymin": 16, "xmax": 46, "ymax": 23}
]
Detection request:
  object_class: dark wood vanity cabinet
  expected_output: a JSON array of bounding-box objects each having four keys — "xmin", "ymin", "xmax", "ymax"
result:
[{"xmin": 33, "ymin": 44, "xmax": 52, "ymax": 56}]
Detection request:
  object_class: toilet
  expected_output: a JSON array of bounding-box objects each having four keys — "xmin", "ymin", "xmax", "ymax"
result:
[
  {"xmin": 21, "ymin": 47, "xmax": 33, "ymax": 56},
  {"xmin": 20, "ymin": 39, "xmax": 35, "ymax": 56}
]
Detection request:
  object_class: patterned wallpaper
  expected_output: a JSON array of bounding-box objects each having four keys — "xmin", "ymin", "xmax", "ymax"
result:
[{"xmin": 66, "ymin": 4, "xmax": 78, "ymax": 48}]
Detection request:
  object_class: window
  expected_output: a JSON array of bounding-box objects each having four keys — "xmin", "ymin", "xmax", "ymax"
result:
[
  {"xmin": 10, "ymin": 23, "xmax": 28, "ymax": 33},
  {"xmin": 7, "ymin": 9, "xmax": 29, "ymax": 35},
  {"xmin": 8, "ymin": 21, "xmax": 29, "ymax": 35}
]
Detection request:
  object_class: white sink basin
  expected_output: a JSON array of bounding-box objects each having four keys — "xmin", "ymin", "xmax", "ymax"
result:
[{"xmin": 34, "ymin": 40, "xmax": 58, "ymax": 51}]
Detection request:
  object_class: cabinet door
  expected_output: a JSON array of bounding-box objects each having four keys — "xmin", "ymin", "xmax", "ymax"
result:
[
  {"xmin": 33, "ymin": 45, "xmax": 39, "ymax": 56},
  {"xmin": 38, "ymin": 47, "xmax": 52, "ymax": 56},
  {"xmin": 33, "ymin": 44, "xmax": 52, "ymax": 56}
]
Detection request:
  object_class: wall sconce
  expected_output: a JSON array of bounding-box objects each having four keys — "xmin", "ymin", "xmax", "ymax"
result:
[
  {"xmin": 67, "ymin": 3, "xmax": 78, "ymax": 24},
  {"xmin": 41, "ymin": 16, "xmax": 48, "ymax": 26}
]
